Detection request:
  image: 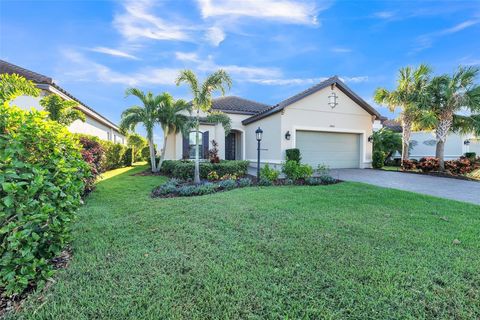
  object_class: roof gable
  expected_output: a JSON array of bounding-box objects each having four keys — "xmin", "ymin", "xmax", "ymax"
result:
[{"xmin": 242, "ymin": 76, "xmax": 381, "ymax": 125}]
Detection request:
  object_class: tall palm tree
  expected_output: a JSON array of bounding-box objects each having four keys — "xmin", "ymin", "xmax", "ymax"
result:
[
  {"xmin": 374, "ymin": 64, "xmax": 431, "ymax": 166},
  {"xmin": 121, "ymin": 88, "xmax": 163, "ymax": 172},
  {"xmin": 176, "ymin": 69, "xmax": 232, "ymax": 184},
  {"xmin": 156, "ymin": 93, "xmax": 192, "ymax": 169},
  {"xmin": 423, "ymin": 66, "xmax": 480, "ymax": 170}
]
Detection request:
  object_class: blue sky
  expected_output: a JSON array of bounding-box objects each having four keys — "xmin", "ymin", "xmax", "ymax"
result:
[{"xmin": 1, "ymin": 0, "xmax": 479, "ymax": 141}]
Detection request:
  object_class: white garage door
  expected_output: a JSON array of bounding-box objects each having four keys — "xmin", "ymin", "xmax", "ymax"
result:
[
  {"xmin": 470, "ymin": 139, "xmax": 480, "ymax": 155},
  {"xmin": 296, "ymin": 131, "xmax": 361, "ymax": 168}
]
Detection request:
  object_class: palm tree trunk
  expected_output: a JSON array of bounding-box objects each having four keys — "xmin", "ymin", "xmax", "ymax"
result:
[
  {"xmin": 435, "ymin": 114, "xmax": 453, "ymax": 171},
  {"xmin": 158, "ymin": 127, "xmax": 168, "ymax": 171},
  {"xmin": 147, "ymin": 130, "xmax": 157, "ymax": 173},
  {"xmin": 401, "ymin": 116, "xmax": 413, "ymax": 166},
  {"xmin": 194, "ymin": 109, "xmax": 201, "ymax": 184}
]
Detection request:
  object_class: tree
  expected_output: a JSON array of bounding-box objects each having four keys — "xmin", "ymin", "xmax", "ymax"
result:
[
  {"xmin": 176, "ymin": 70, "xmax": 232, "ymax": 184},
  {"xmin": 40, "ymin": 94, "xmax": 85, "ymax": 125},
  {"xmin": 121, "ymin": 88, "xmax": 163, "ymax": 172},
  {"xmin": 156, "ymin": 93, "xmax": 191, "ymax": 169},
  {"xmin": 372, "ymin": 128, "xmax": 402, "ymax": 164},
  {"xmin": 422, "ymin": 66, "xmax": 480, "ymax": 170},
  {"xmin": 0, "ymin": 73, "xmax": 39, "ymax": 104},
  {"xmin": 374, "ymin": 64, "xmax": 431, "ymax": 166},
  {"xmin": 127, "ymin": 133, "xmax": 148, "ymax": 163}
]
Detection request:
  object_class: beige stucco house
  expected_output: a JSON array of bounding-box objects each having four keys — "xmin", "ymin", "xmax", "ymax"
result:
[
  {"xmin": 0, "ymin": 60, "xmax": 125, "ymax": 144},
  {"xmin": 164, "ymin": 76, "xmax": 382, "ymax": 169}
]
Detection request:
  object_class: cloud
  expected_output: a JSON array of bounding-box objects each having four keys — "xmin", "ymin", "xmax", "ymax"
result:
[
  {"xmin": 331, "ymin": 47, "xmax": 352, "ymax": 53},
  {"xmin": 373, "ymin": 11, "xmax": 395, "ymax": 19},
  {"xmin": 89, "ymin": 47, "xmax": 139, "ymax": 60},
  {"xmin": 60, "ymin": 49, "xmax": 178, "ymax": 86},
  {"xmin": 197, "ymin": 0, "xmax": 319, "ymax": 25},
  {"xmin": 249, "ymin": 76, "xmax": 368, "ymax": 85},
  {"xmin": 113, "ymin": 0, "xmax": 190, "ymax": 41},
  {"xmin": 412, "ymin": 19, "xmax": 480, "ymax": 53},
  {"xmin": 175, "ymin": 52, "xmax": 200, "ymax": 62},
  {"xmin": 205, "ymin": 26, "xmax": 226, "ymax": 46}
]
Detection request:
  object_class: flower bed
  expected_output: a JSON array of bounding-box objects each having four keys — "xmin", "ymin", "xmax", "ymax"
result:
[{"xmin": 151, "ymin": 175, "xmax": 340, "ymax": 198}]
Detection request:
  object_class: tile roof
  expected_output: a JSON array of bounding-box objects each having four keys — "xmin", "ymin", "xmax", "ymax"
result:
[
  {"xmin": 0, "ymin": 59, "xmax": 121, "ymax": 131},
  {"xmin": 211, "ymin": 96, "xmax": 271, "ymax": 115},
  {"xmin": 382, "ymin": 119, "xmax": 402, "ymax": 132}
]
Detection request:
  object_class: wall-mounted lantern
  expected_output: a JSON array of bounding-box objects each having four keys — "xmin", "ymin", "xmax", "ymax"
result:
[
  {"xmin": 328, "ymin": 92, "xmax": 338, "ymax": 109},
  {"xmin": 368, "ymin": 135, "xmax": 374, "ymax": 143},
  {"xmin": 285, "ymin": 131, "xmax": 291, "ymax": 140},
  {"xmin": 464, "ymin": 139, "xmax": 471, "ymax": 146}
]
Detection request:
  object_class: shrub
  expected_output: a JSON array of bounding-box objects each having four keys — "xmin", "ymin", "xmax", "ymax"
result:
[
  {"xmin": 372, "ymin": 151, "xmax": 385, "ymax": 169},
  {"xmin": 220, "ymin": 173, "xmax": 237, "ymax": 181},
  {"xmin": 258, "ymin": 178, "xmax": 273, "ymax": 186},
  {"xmin": 0, "ymin": 104, "xmax": 89, "ymax": 297},
  {"xmin": 317, "ymin": 164, "xmax": 330, "ymax": 176},
  {"xmin": 445, "ymin": 157, "xmax": 473, "ymax": 175},
  {"xmin": 123, "ymin": 147, "xmax": 134, "ymax": 167},
  {"xmin": 101, "ymin": 141, "xmax": 127, "ymax": 170},
  {"xmin": 218, "ymin": 179, "xmax": 237, "ymax": 190},
  {"xmin": 402, "ymin": 159, "xmax": 417, "ymax": 170},
  {"xmin": 319, "ymin": 175, "xmax": 337, "ymax": 185},
  {"xmin": 305, "ymin": 177, "xmax": 322, "ymax": 185},
  {"xmin": 207, "ymin": 171, "xmax": 219, "ymax": 181},
  {"xmin": 285, "ymin": 148, "xmax": 301, "ymax": 163},
  {"xmin": 208, "ymin": 140, "xmax": 220, "ymax": 163},
  {"xmin": 417, "ymin": 157, "xmax": 439, "ymax": 172},
  {"xmin": 165, "ymin": 160, "xmax": 249, "ymax": 180},
  {"xmin": 282, "ymin": 160, "xmax": 313, "ymax": 180},
  {"xmin": 238, "ymin": 178, "xmax": 252, "ymax": 187},
  {"xmin": 160, "ymin": 160, "xmax": 178, "ymax": 175},
  {"xmin": 140, "ymin": 146, "xmax": 151, "ymax": 161},
  {"xmin": 260, "ymin": 163, "xmax": 280, "ymax": 182},
  {"xmin": 465, "ymin": 152, "xmax": 476, "ymax": 161},
  {"xmin": 77, "ymin": 135, "xmax": 105, "ymax": 193}
]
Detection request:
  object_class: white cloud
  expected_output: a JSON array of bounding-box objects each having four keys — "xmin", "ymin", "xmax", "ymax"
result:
[
  {"xmin": 60, "ymin": 49, "xmax": 178, "ymax": 86},
  {"xmin": 374, "ymin": 11, "xmax": 395, "ymax": 19},
  {"xmin": 249, "ymin": 76, "xmax": 368, "ymax": 85},
  {"xmin": 413, "ymin": 19, "xmax": 480, "ymax": 53},
  {"xmin": 205, "ymin": 26, "xmax": 226, "ymax": 46},
  {"xmin": 197, "ymin": 0, "xmax": 319, "ymax": 25},
  {"xmin": 331, "ymin": 47, "xmax": 352, "ymax": 53},
  {"xmin": 90, "ymin": 47, "xmax": 139, "ymax": 60},
  {"xmin": 114, "ymin": 0, "xmax": 190, "ymax": 41},
  {"xmin": 175, "ymin": 52, "xmax": 200, "ymax": 62}
]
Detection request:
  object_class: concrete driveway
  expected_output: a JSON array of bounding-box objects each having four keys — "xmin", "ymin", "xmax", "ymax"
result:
[{"xmin": 330, "ymin": 169, "xmax": 480, "ymax": 205}]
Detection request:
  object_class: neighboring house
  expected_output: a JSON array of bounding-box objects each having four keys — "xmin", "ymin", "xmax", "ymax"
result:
[
  {"xmin": 164, "ymin": 76, "xmax": 382, "ymax": 169},
  {"xmin": 0, "ymin": 59, "xmax": 125, "ymax": 144},
  {"xmin": 381, "ymin": 119, "xmax": 479, "ymax": 159}
]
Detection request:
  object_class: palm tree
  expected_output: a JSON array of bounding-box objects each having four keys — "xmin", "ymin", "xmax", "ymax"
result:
[
  {"xmin": 40, "ymin": 94, "xmax": 85, "ymax": 126},
  {"xmin": 176, "ymin": 70, "xmax": 232, "ymax": 184},
  {"xmin": 423, "ymin": 66, "xmax": 480, "ymax": 170},
  {"xmin": 121, "ymin": 88, "xmax": 163, "ymax": 172},
  {"xmin": 156, "ymin": 93, "xmax": 191, "ymax": 169},
  {"xmin": 374, "ymin": 64, "xmax": 431, "ymax": 166}
]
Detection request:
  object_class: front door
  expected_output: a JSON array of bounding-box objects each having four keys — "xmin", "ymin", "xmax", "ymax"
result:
[{"xmin": 225, "ymin": 132, "xmax": 236, "ymax": 160}]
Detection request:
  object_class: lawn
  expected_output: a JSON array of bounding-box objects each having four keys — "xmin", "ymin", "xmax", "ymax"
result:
[{"xmin": 9, "ymin": 165, "xmax": 480, "ymax": 319}]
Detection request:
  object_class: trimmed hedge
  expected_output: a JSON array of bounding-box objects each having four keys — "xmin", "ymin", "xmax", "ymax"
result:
[
  {"xmin": 372, "ymin": 151, "xmax": 385, "ymax": 169},
  {"xmin": 0, "ymin": 104, "xmax": 90, "ymax": 297},
  {"xmin": 101, "ymin": 140, "xmax": 127, "ymax": 170},
  {"xmin": 161, "ymin": 160, "xmax": 249, "ymax": 180},
  {"xmin": 285, "ymin": 148, "xmax": 301, "ymax": 163}
]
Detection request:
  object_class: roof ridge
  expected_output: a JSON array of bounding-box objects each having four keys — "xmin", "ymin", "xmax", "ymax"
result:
[
  {"xmin": 0, "ymin": 59, "xmax": 53, "ymax": 84},
  {"xmin": 213, "ymin": 95, "xmax": 270, "ymax": 107}
]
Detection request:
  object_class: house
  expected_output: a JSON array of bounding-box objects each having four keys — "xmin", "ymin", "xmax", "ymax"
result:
[
  {"xmin": 164, "ymin": 76, "xmax": 382, "ymax": 169},
  {"xmin": 381, "ymin": 119, "xmax": 480, "ymax": 160},
  {"xmin": 0, "ymin": 60, "xmax": 125, "ymax": 144}
]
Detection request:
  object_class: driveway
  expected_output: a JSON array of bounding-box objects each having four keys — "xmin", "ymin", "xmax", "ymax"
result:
[{"xmin": 330, "ymin": 169, "xmax": 480, "ymax": 205}]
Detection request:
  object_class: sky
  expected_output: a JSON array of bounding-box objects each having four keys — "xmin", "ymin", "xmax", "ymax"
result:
[{"xmin": 1, "ymin": 0, "xmax": 479, "ymax": 142}]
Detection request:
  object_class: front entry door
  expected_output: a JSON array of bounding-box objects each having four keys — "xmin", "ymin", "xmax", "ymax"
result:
[{"xmin": 225, "ymin": 132, "xmax": 236, "ymax": 160}]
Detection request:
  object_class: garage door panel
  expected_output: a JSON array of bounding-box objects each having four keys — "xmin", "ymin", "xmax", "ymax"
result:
[{"xmin": 296, "ymin": 131, "xmax": 360, "ymax": 168}]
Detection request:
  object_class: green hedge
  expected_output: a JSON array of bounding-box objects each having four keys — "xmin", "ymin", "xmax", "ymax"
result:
[
  {"xmin": 161, "ymin": 160, "xmax": 249, "ymax": 180},
  {"xmin": 285, "ymin": 148, "xmax": 301, "ymax": 163},
  {"xmin": 0, "ymin": 104, "xmax": 90, "ymax": 297},
  {"xmin": 372, "ymin": 151, "xmax": 385, "ymax": 169},
  {"xmin": 100, "ymin": 140, "xmax": 127, "ymax": 170}
]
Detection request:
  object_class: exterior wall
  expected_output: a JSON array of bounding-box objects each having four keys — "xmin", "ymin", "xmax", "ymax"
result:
[
  {"xmin": 280, "ymin": 87, "xmax": 374, "ymax": 168},
  {"xmin": 409, "ymin": 132, "xmax": 469, "ymax": 160},
  {"xmin": 245, "ymin": 112, "xmax": 282, "ymax": 164},
  {"xmin": 469, "ymin": 139, "xmax": 480, "ymax": 155},
  {"xmin": 10, "ymin": 93, "xmax": 125, "ymax": 144}
]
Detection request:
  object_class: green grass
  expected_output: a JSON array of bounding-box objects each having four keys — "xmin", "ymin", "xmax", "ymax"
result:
[{"xmin": 9, "ymin": 165, "xmax": 480, "ymax": 319}]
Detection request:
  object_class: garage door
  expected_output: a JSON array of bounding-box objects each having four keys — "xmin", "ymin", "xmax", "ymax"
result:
[{"xmin": 296, "ymin": 131, "xmax": 361, "ymax": 168}]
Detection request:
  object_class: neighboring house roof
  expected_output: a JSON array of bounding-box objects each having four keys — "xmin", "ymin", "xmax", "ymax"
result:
[
  {"xmin": 211, "ymin": 96, "xmax": 271, "ymax": 115},
  {"xmin": 0, "ymin": 59, "xmax": 121, "ymax": 132},
  {"xmin": 242, "ymin": 76, "xmax": 381, "ymax": 125},
  {"xmin": 382, "ymin": 119, "xmax": 403, "ymax": 132}
]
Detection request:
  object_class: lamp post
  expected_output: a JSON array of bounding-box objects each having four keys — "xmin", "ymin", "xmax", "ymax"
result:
[{"xmin": 256, "ymin": 127, "xmax": 263, "ymax": 180}]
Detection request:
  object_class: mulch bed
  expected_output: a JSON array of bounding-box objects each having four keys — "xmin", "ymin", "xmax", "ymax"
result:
[{"xmin": 0, "ymin": 248, "xmax": 72, "ymax": 317}]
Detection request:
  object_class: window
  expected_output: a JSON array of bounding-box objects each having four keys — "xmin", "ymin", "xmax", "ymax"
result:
[
  {"xmin": 189, "ymin": 131, "xmax": 203, "ymax": 159},
  {"xmin": 107, "ymin": 131, "xmax": 111, "ymax": 141}
]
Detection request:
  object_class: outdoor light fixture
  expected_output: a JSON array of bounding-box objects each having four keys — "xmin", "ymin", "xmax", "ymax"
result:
[
  {"xmin": 368, "ymin": 135, "xmax": 374, "ymax": 143},
  {"xmin": 464, "ymin": 139, "xmax": 471, "ymax": 145},
  {"xmin": 285, "ymin": 131, "xmax": 291, "ymax": 140},
  {"xmin": 328, "ymin": 92, "xmax": 338, "ymax": 109},
  {"xmin": 256, "ymin": 127, "xmax": 263, "ymax": 180}
]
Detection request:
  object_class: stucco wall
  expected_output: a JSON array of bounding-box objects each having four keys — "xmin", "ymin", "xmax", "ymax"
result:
[
  {"xmin": 245, "ymin": 112, "xmax": 282, "ymax": 163},
  {"xmin": 10, "ymin": 94, "xmax": 125, "ymax": 144},
  {"xmin": 280, "ymin": 87, "xmax": 374, "ymax": 167},
  {"xmin": 409, "ymin": 132, "xmax": 468, "ymax": 160}
]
